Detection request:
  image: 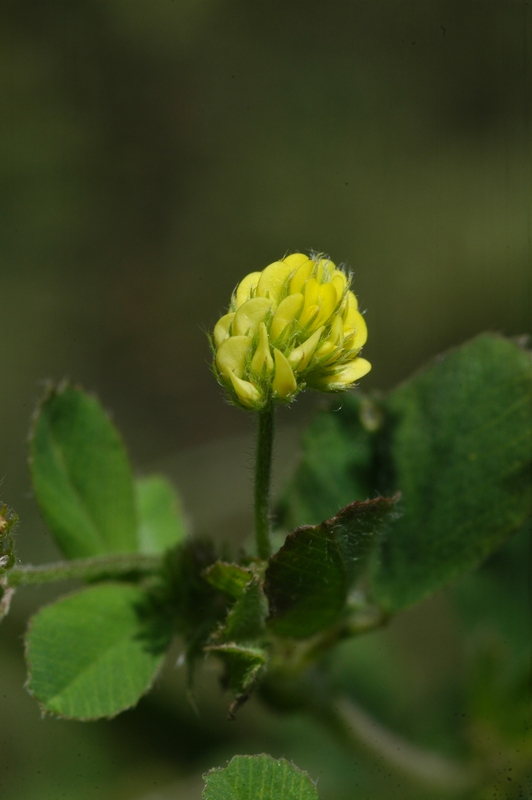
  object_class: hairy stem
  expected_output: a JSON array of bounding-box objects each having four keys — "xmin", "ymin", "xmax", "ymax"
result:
[
  {"xmin": 255, "ymin": 405, "xmax": 275, "ymax": 560},
  {"xmin": 7, "ymin": 553, "xmax": 162, "ymax": 587}
]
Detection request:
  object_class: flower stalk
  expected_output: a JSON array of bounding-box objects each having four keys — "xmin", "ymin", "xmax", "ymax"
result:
[{"xmin": 254, "ymin": 404, "xmax": 275, "ymax": 559}]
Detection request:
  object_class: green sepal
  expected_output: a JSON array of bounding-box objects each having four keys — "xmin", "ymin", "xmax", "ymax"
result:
[
  {"xmin": 214, "ymin": 574, "xmax": 268, "ymax": 642},
  {"xmin": 203, "ymin": 561, "xmax": 253, "ymax": 599},
  {"xmin": 207, "ymin": 575, "xmax": 268, "ymax": 710},
  {"xmin": 206, "ymin": 642, "xmax": 267, "ymax": 716}
]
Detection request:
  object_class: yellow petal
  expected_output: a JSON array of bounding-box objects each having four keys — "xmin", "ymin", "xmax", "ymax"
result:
[
  {"xmin": 288, "ymin": 326, "xmax": 324, "ymax": 371},
  {"xmin": 313, "ymin": 339, "xmax": 339, "ymax": 364},
  {"xmin": 235, "ymin": 272, "xmax": 261, "ymax": 308},
  {"xmin": 227, "ymin": 370, "xmax": 262, "ymax": 408},
  {"xmin": 270, "ymin": 293, "xmax": 304, "ymax": 342},
  {"xmin": 298, "ymin": 277, "xmax": 320, "ymax": 329},
  {"xmin": 250, "ymin": 322, "xmax": 274, "ymax": 375},
  {"xmin": 303, "ymin": 276, "xmax": 320, "ymax": 307},
  {"xmin": 343, "ymin": 309, "xmax": 367, "ymax": 348},
  {"xmin": 256, "ymin": 260, "xmax": 295, "ymax": 303},
  {"xmin": 299, "ymin": 303, "xmax": 320, "ymax": 329},
  {"xmin": 314, "ymin": 282, "xmax": 339, "ymax": 327},
  {"xmin": 328, "ymin": 315, "xmax": 344, "ymax": 346},
  {"xmin": 282, "ymin": 253, "xmax": 310, "ymax": 269},
  {"xmin": 342, "ymin": 289, "xmax": 359, "ymax": 319},
  {"xmin": 289, "ymin": 259, "xmax": 314, "ymax": 294},
  {"xmin": 343, "ymin": 300, "xmax": 360, "ymax": 332},
  {"xmin": 213, "ymin": 312, "xmax": 235, "ymax": 347},
  {"xmin": 314, "ymin": 257, "xmax": 335, "ymax": 283},
  {"xmin": 233, "ymin": 297, "xmax": 272, "ymax": 337},
  {"xmin": 332, "ymin": 269, "xmax": 348, "ymax": 296},
  {"xmin": 319, "ymin": 357, "xmax": 372, "ymax": 388},
  {"xmin": 216, "ymin": 335, "xmax": 252, "ymax": 379},
  {"xmin": 273, "ymin": 348, "xmax": 297, "ymax": 398}
]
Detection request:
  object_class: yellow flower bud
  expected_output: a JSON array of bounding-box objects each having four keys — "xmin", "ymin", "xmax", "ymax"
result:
[
  {"xmin": 251, "ymin": 322, "xmax": 274, "ymax": 376},
  {"xmin": 272, "ymin": 348, "xmax": 297, "ymax": 398},
  {"xmin": 211, "ymin": 252, "xmax": 371, "ymax": 410}
]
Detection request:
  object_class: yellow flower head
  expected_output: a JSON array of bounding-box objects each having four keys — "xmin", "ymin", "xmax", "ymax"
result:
[{"xmin": 212, "ymin": 253, "xmax": 371, "ymax": 410}]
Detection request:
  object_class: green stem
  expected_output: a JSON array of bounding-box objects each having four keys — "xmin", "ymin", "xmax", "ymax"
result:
[
  {"xmin": 255, "ymin": 404, "xmax": 275, "ymax": 560},
  {"xmin": 7, "ymin": 553, "xmax": 162, "ymax": 587}
]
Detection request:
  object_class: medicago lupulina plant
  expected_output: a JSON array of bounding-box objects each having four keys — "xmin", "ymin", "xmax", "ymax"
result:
[{"xmin": 2, "ymin": 252, "xmax": 532, "ymax": 799}]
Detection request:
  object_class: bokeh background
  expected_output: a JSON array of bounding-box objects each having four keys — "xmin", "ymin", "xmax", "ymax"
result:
[{"xmin": 1, "ymin": 1, "xmax": 531, "ymax": 798}]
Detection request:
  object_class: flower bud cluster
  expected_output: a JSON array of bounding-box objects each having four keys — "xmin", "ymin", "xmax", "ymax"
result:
[{"xmin": 212, "ymin": 253, "xmax": 371, "ymax": 410}]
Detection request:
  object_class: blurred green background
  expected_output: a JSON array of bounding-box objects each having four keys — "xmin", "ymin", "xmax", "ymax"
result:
[{"xmin": 1, "ymin": 1, "xmax": 531, "ymax": 798}]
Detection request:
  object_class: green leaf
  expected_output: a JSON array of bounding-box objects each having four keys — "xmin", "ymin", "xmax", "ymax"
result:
[
  {"xmin": 202, "ymin": 754, "xmax": 320, "ymax": 800},
  {"xmin": 265, "ymin": 498, "xmax": 398, "ymax": 638},
  {"xmin": 278, "ymin": 392, "xmax": 383, "ymax": 530},
  {"xmin": 450, "ymin": 521, "xmax": 532, "ymax": 739},
  {"xmin": 30, "ymin": 384, "xmax": 137, "ymax": 558},
  {"xmin": 281, "ymin": 335, "xmax": 532, "ymax": 613},
  {"xmin": 26, "ymin": 583, "xmax": 167, "ymax": 720},
  {"xmin": 266, "ymin": 525, "xmax": 345, "ymax": 638},
  {"xmin": 135, "ymin": 474, "xmax": 187, "ymax": 555},
  {"xmin": 372, "ymin": 335, "xmax": 532, "ymax": 610}
]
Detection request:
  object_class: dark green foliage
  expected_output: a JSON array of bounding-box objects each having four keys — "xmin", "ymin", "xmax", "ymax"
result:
[
  {"xmin": 373, "ymin": 335, "xmax": 532, "ymax": 610},
  {"xmin": 450, "ymin": 520, "xmax": 532, "ymax": 743},
  {"xmin": 265, "ymin": 498, "xmax": 398, "ymax": 638},
  {"xmin": 278, "ymin": 393, "xmax": 384, "ymax": 529},
  {"xmin": 281, "ymin": 335, "xmax": 532, "ymax": 612}
]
